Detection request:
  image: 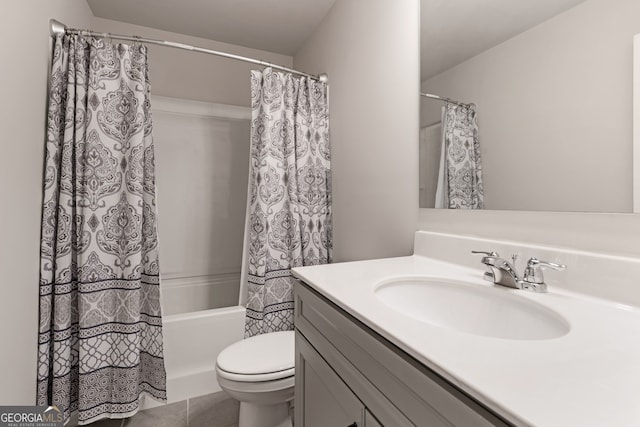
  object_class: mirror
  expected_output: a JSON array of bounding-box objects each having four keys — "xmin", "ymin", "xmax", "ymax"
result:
[{"xmin": 420, "ymin": 0, "xmax": 640, "ymax": 212}]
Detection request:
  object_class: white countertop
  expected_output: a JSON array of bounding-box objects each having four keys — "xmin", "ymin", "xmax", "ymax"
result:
[{"xmin": 292, "ymin": 255, "xmax": 640, "ymax": 427}]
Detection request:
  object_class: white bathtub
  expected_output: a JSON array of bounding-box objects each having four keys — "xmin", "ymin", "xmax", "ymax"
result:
[{"xmin": 161, "ymin": 305, "xmax": 246, "ymax": 404}]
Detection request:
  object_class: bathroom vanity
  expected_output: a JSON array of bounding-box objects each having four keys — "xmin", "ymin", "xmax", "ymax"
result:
[
  {"xmin": 293, "ymin": 279, "xmax": 509, "ymax": 427},
  {"xmin": 292, "ymin": 231, "xmax": 640, "ymax": 427}
]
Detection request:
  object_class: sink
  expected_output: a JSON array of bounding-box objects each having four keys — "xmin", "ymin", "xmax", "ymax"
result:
[{"xmin": 375, "ymin": 278, "xmax": 570, "ymax": 340}]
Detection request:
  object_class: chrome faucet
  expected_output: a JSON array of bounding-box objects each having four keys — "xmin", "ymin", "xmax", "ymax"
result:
[
  {"xmin": 472, "ymin": 251, "xmax": 520, "ymax": 288},
  {"xmin": 520, "ymin": 257, "xmax": 567, "ymax": 293},
  {"xmin": 472, "ymin": 251, "xmax": 566, "ymax": 293}
]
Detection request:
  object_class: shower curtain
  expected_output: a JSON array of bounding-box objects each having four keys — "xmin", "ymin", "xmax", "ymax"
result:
[
  {"xmin": 38, "ymin": 35, "xmax": 166, "ymax": 424},
  {"xmin": 437, "ymin": 103, "xmax": 484, "ymax": 209},
  {"xmin": 245, "ymin": 68, "xmax": 332, "ymax": 337}
]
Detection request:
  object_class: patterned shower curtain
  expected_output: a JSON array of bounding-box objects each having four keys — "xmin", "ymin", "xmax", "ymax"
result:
[
  {"xmin": 245, "ymin": 68, "xmax": 332, "ymax": 337},
  {"xmin": 37, "ymin": 35, "xmax": 166, "ymax": 424},
  {"xmin": 441, "ymin": 103, "xmax": 484, "ymax": 209}
]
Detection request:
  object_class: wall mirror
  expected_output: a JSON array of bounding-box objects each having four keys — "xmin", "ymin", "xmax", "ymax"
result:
[{"xmin": 420, "ymin": 0, "xmax": 640, "ymax": 213}]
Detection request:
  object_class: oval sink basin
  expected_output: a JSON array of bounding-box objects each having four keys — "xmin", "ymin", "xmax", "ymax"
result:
[{"xmin": 375, "ymin": 278, "xmax": 570, "ymax": 340}]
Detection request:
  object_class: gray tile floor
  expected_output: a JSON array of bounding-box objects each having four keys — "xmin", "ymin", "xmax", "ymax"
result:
[{"xmin": 88, "ymin": 391, "xmax": 239, "ymax": 427}]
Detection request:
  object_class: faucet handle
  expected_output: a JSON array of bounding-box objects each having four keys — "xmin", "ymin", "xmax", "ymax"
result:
[
  {"xmin": 523, "ymin": 257, "xmax": 566, "ymax": 287},
  {"xmin": 471, "ymin": 250, "xmax": 499, "ymax": 257},
  {"xmin": 471, "ymin": 251, "xmax": 498, "ymax": 282}
]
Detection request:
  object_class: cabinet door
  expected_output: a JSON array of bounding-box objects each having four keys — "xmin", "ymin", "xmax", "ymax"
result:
[{"xmin": 296, "ymin": 332, "xmax": 365, "ymax": 427}]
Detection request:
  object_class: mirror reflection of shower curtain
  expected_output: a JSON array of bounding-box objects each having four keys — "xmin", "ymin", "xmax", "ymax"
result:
[{"xmin": 435, "ymin": 103, "xmax": 484, "ymax": 209}]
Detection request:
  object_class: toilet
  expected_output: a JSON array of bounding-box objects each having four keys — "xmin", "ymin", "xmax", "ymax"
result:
[{"xmin": 216, "ymin": 330, "xmax": 295, "ymax": 427}]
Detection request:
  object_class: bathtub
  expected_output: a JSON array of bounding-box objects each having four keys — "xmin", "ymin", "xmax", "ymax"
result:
[
  {"xmin": 158, "ymin": 272, "xmax": 245, "ymax": 404},
  {"xmin": 159, "ymin": 273, "xmax": 245, "ymax": 404},
  {"xmin": 162, "ymin": 305, "xmax": 246, "ymax": 403}
]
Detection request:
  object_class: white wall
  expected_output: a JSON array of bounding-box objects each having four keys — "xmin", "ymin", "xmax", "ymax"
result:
[
  {"xmin": 421, "ymin": 0, "xmax": 639, "ymax": 212},
  {"xmin": 294, "ymin": 0, "xmax": 420, "ymax": 262},
  {"xmin": 153, "ymin": 103, "xmax": 250, "ymax": 280},
  {"xmin": 0, "ymin": 1, "xmax": 94, "ymax": 405},
  {"xmin": 152, "ymin": 97, "xmax": 250, "ymax": 313}
]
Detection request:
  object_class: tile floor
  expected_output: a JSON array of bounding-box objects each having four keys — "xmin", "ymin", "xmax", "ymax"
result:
[{"xmin": 89, "ymin": 391, "xmax": 239, "ymax": 427}]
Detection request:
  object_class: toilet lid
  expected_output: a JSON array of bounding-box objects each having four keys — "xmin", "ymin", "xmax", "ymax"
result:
[{"xmin": 217, "ymin": 330, "xmax": 295, "ymax": 379}]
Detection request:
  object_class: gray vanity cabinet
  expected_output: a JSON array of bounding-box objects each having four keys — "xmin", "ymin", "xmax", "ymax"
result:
[
  {"xmin": 296, "ymin": 333, "xmax": 366, "ymax": 426},
  {"xmin": 294, "ymin": 280, "xmax": 513, "ymax": 427}
]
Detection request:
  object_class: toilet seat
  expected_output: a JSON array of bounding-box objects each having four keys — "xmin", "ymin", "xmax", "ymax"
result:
[{"xmin": 216, "ymin": 330, "xmax": 295, "ymax": 382}]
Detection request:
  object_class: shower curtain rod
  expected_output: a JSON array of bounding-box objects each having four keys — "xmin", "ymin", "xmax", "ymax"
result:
[
  {"xmin": 49, "ymin": 19, "xmax": 328, "ymax": 83},
  {"xmin": 420, "ymin": 92, "xmax": 473, "ymax": 109}
]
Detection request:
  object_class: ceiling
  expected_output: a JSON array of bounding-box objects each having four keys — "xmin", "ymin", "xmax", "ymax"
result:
[
  {"xmin": 86, "ymin": 0, "xmax": 337, "ymax": 56},
  {"xmin": 421, "ymin": 0, "xmax": 589, "ymax": 80}
]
